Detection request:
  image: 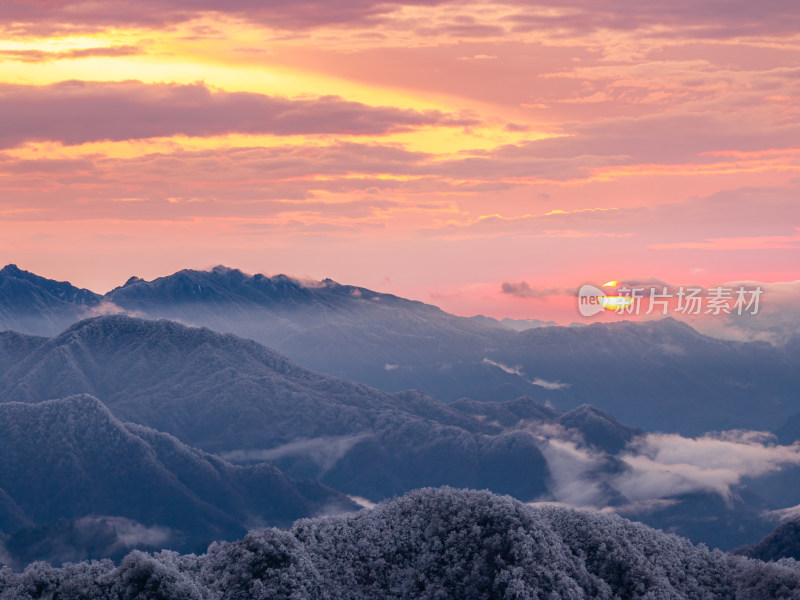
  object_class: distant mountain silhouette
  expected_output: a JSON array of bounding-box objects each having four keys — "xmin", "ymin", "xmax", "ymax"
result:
[
  {"xmin": 0, "ymin": 265, "xmax": 100, "ymax": 336},
  {"xmin": 489, "ymin": 317, "xmax": 800, "ymax": 433},
  {"xmin": 104, "ymin": 265, "xmax": 539, "ymax": 400},
  {"xmin": 0, "ymin": 395, "xmax": 354, "ymax": 566},
  {"xmin": 2, "ymin": 488, "xmax": 798, "ymax": 599},
  {"xmin": 4, "ymin": 265, "xmax": 800, "ymax": 434}
]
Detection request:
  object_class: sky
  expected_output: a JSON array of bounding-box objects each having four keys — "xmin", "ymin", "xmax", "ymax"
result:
[{"xmin": 1, "ymin": 0, "xmax": 799, "ymax": 322}]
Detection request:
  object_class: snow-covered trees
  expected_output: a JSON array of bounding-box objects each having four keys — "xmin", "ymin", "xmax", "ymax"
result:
[{"xmin": 2, "ymin": 488, "xmax": 799, "ymax": 599}]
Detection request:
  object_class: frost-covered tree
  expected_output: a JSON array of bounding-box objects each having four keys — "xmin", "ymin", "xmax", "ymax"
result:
[{"xmin": 2, "ymin": 488, "xmax": 799, "ymax": 599}]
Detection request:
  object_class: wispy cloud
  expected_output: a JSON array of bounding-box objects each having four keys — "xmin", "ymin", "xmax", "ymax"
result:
[
  {"xmin": 220, "ymin": 434, "xmax": 369, "ymax": 473},
  {"xmin": 482, "ymin": 357, "xmax": 523, "ymax": 376},
  {"xmin": 0, "ymin": 45, "xmax": 141, "ymax": 63},
  {"xmin": 348, "ymin": 495, "xmax": 377, "ymax": 510},
  {"xmin": 482, "ymin": 358, "xmax": 570, "ymax": 390},
  {"xmin": 531, "ymin": 378, "xmax": 570, "ymax": 391}
]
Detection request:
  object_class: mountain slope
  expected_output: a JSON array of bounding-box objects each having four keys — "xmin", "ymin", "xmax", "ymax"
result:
[
  {"xmin": 0, "ymin": 395, "xmax": 354, "ymax": 566},
  {"xmin": 0, "ymin": 314, "xmax": 487, "ymax": 448},
  {"xmin": 0, "ymin": 265, "xmax": 100, "ymax": 336},
  {"xmin": 2, "ymin": 488, "xmax": 799, "ymax": 599},
  {"xmin": 736, "ymin": 517, "xmax": 800, "ymax": 562},
  {"xmin": 0, "ymin": 331, "xmax": 47, "ymax": 374},
  {"xmin": 0, "ymin": 315, "xmax": 551, "ymax": 503},
  {"xmin": 103, "ymin": 265, "xmax": 540, "ymax": 400}
]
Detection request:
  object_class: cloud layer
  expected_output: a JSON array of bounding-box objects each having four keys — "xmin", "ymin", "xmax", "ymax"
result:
[
  {"xmin": 0, "ymin": 0, "xmax": 797, "ymax": 319},
  {"xmin": 536, "ymin": 427, "xmax": 800, "ymax": 510},
  {"xmin": 0, "ymin": 81, "xmax": 475, "ymax": 148},
  {"xmin": 4, "ymin": 0, "xmax": 800, "ymax": 35}
]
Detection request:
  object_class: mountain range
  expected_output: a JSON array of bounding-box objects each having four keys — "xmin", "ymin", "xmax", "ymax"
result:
[
  {"xmin": 0, "ymin": 314, "xmax": 796, "ymax": 556},
  {"xmin": 4, "ymin": 265, "xmax": 800, "ymax": 564},
  {"xmin": 0, "ymin": 315, "xmax": 551, "ymax": 502},
  {"xmin": 3, "ymin": 264, "xmax": 800, "ymax": 435}
]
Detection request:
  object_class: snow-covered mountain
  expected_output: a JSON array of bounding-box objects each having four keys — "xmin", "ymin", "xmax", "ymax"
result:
[
  {"xmin": 1, "ymin": 315, "xmax": 796, "ymax": 554},
  {"xmin": 3, "ymin": 265, "xmax": 800, "ymax": 434},
  {"xmin": 2, "ymin": 488, "xmax": 798, "ymax": 599},
  {"xmin": 0, "ymin": 265, "xmax": 100, "ymax": 336},
  {"xmin": 0, "ymin": 315, "xmax": 551, "ymax": 502},
  {"xmin": 0, "ymin": 395, "xmax": 354, "ymax": 567}
]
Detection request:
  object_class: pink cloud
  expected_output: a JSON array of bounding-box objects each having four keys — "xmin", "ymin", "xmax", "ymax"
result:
[
  {"xmin": 504, "ymin": 0, "xmax": 800, "ymax": 38},
  {"xmin": 432, "ymin": 111, "xmax": 800, "ymax": 183},
  {"xmin": 649, "ymin": 233, "xmax": 800, "ymax": 251},
  {"xmin": 0, "ymin": 45, "xmax": 142, "ymax": 63},
  {"xmin": 0, "ymin": 80, "xmax": 477, "ymax": 149},
  {"xmin": 426, "ymin": 186, "xmax": 800, "ymax": 245},
  {"xmin": 0, "ymin": 0, "xmax": 446, "ymax": 33},
  {"xmin": 3, "ymin": 0, "xmax": 799, "ymax": 36},
  {"xmin": 0, "ymin": 142, "xmax": 442, "ymax": 221}
]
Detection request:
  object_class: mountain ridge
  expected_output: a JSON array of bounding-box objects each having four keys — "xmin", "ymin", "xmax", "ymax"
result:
[
  {"xmin": 0, "ymin": 314, "xmax": 791, "ymax": 552},
  {"xmin": 4, "ymin": 264, "xmax": 800, "ymax": 435},
  {"xmin": 0, "ymin": 315, "xmax": 553, "ymax": 504},
  {"xmin": 0, "ymin": 394, "xmax": 355, "ymax": 567}
]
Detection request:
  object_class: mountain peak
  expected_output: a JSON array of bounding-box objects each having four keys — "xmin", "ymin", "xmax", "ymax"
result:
[
  {"xmin": 59, "ymin": 314, "xmax": 224, "ymax": 343},
  {"xmin": 0, "ymin": 265, "xmax": 102, "ymax": 335},
  {"xmin": 559, "ymin": 403, "xmax": 642, "ymax": 453},
  {"xmin": 0, "ymin": 263, "xmax": 23, "ymax": 276},
  {"xmin": 210, "ymin": 265, "xmax": 243, "ymax": 276},
  {"xmin": 119, "ymin": 276, "xmax": 143, "ymax": 289}
]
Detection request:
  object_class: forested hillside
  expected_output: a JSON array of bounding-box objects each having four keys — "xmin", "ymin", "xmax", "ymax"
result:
[{"xmin": 2, "ymin": 488, "xmax": 799, "ymax": 599}]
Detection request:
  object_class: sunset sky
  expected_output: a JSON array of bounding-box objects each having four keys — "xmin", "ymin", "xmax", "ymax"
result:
[{"xmin": 1, "ymin": 0, "xmax": 799, "ymax": 321}]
